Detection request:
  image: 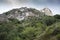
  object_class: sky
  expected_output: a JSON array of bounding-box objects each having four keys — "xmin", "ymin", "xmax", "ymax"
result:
[{"xmin": 0, "ymin": 0, "xmax": 60, "ymax": 15}]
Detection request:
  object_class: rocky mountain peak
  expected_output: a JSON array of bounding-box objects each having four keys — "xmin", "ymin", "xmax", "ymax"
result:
[
  {"xmin": 0, "ymin": 7, "xmax": 53, "ymax": 22},
  {"xmin": 40, "ymin": 8, "xmax": 53, "ymax": 16}
]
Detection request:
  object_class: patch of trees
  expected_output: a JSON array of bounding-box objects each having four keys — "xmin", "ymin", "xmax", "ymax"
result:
[{"xmin": 0, "ymin": 15, "xmax": 60, "ymax": 40}]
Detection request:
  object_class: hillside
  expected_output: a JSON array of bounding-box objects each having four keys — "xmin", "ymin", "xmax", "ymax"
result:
[
  {"xmin": 0, "ymin": 7, "xmax": 60, "ymax": 40},
  {"xmin": 0, "ymin": 7, "xmax": 53, "ymax": 22}
]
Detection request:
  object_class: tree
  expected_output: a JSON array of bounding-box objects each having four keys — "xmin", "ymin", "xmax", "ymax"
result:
[
  {"xmin": 54, "ymin": 14, "xmax": 60, "ymax": 19},
  {"xmin": 41, "ymin": 16, "xmax": 56, "ymax": 26}
]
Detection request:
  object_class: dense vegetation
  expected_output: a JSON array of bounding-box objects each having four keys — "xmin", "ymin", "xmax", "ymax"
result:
[{"xmin": 0, "ymin": 14, "xmax": 60, "ymax": 40}]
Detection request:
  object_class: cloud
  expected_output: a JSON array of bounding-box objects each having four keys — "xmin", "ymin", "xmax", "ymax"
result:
[
  {"xmin": 0, "ymin": 0, "xmax": 60, "ymax": 14},
  {"xmin": 0, "ymin": 0, "xmax": 60, "ymax": 6},
  {"xmin": 0, "ymin": 0, "xmax": 30, "ymax": 5},
  {"xmin": 0, "ymin": 0, "xmax": 26, "ymax": 8}
]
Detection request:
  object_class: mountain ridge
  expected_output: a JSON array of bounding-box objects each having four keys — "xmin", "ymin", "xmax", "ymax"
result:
[{"xmin": 0, "ymin": 7, "xmax": 53, "ymax": 21}]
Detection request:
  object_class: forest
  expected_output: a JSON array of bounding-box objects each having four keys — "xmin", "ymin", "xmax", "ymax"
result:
[{"xmin": 0, "ymin": 14, "xmax": 60, "ymax": 40}]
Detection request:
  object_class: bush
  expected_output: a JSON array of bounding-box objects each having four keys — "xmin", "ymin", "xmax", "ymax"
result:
[
  {"xmin": 41, "ymin": 16, "xmax": 56, "ymax": 26},
  {"xmin": 54, "ymin": 14, "xmax": 60, "ymax": 19}
]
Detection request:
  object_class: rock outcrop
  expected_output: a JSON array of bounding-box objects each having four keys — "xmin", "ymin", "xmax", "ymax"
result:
[
  {"xmin": 0, "ymin": 7, "xmax": 53, "ymax": 22},
  {"xmin": 40, "ymin": 8, "xmax": 53, "ymax": 16}
]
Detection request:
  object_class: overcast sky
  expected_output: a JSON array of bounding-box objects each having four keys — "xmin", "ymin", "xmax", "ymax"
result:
[{"xmin": 0, "ymin": 0, "xmax": 60, "ymax": 15}]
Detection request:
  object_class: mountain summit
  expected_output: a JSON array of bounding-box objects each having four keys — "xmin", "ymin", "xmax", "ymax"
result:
[
  {"xmin": 40, "ymin": 8, "xmax": 53, "ymax": 16},
  {"xmin": 0, "ymin": 7, "xmax": 53, "ymax": 21}
]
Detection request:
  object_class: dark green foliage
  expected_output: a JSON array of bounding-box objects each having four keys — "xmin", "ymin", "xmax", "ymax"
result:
[
  {"xmin": 54, "ymin": 14, "xmax": 60, "ymax": 19},
  {"xmin": 41, "ymin": 16, "xmax": 56, "ymax": 26},
  {"xmin": 0, "ymin": 14, "xmax": 60, "ymax": 40},
  {"xmin": 54, "ymin": 14, "xmax": 60, "ymax": 22}
]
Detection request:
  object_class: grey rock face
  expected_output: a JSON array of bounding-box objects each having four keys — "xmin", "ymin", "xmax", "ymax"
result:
[
  {"xmin": 0, "ymin": 7, "xmax": 53, "ymax": 22},
  {"xmin": 40, "ymin": 8, "xmax": 53, "ymax": 16},
  {"xmin": 0, "ymin": 14, "xmax": 8, "ymax": 21}
]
